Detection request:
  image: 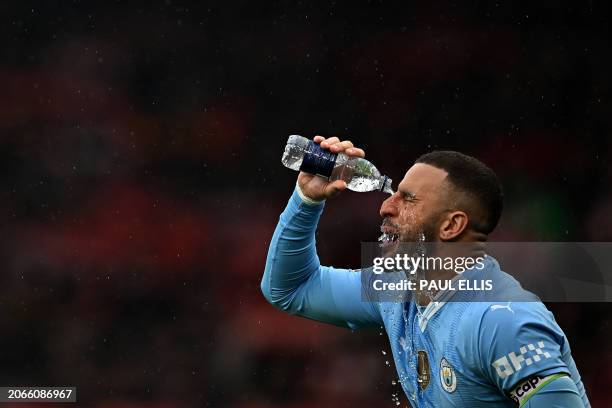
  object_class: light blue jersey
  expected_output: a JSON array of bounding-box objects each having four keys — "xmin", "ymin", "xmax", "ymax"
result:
[{"xmin": 262, "ymin": 189, "xmax": 590, "ymax": 407}]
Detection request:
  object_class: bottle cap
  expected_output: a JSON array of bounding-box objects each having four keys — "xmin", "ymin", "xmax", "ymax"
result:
[{"xmin": 380, "ymin": 176, "xmax": 394, "ymax": 194}]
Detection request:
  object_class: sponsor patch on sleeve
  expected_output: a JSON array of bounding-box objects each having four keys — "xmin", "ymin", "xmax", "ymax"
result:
[{"xmin": 508, "ymin": 373, "xmax": 567, "ymax": 407}]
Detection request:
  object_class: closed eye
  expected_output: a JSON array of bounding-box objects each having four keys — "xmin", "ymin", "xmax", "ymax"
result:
[{"xmin": 401, "ymin": 191, "xmax": 417, "ymax": 202}]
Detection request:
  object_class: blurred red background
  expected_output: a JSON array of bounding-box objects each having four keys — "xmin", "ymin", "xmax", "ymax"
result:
[{"xmin": 0, "ymin": 1, "xmax": 610, "ymax": 406}]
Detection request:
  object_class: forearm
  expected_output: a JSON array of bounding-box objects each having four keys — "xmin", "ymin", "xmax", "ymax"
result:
[
  {"xmin": 261, "ymin": 187, "xmax": 382, "ymax": 328},
  {"xmin": 261, "ymin": 187, "xmax": 325, "ymax": 311}
]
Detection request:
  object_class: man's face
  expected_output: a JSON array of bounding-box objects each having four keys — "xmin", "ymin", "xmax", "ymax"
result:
[{"xmin": 378, "ymin": 163, "xmax": 449, "ymax": 256}]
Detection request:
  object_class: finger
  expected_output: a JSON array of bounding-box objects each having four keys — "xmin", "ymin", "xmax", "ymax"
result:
[
  {"xmin": 320, "ymin": 137, "xmax": 340, "ymax": 148},
  {"xmin": 345, "ymin": 147, "xmax": 365, "ymax": 158},
  {"xmin": 313, "ymin": 135, "xmax": 325, "ymax": 143},
  {"xmin": 329, "ymin": 140, "xmax": 354, "ymax": 152},
  {"xmin": 324, "ymin": 180, "xmax": 347, "ymax": 198}
]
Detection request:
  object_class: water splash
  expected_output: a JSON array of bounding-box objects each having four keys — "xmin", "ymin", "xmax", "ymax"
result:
[{"xmin": 378, "ymin": 232, "xmax": 399, "ymax": 246}]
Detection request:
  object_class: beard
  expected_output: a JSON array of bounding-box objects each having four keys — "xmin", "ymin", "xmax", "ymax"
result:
[{"xmin": 378, "ymin": 214, "xmax": 439, "ymax": 258}]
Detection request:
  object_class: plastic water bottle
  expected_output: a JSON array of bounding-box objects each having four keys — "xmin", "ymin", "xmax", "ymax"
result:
[{"xmin": 282, "ymin": 135, "xmax": 393, "ymax": 194}]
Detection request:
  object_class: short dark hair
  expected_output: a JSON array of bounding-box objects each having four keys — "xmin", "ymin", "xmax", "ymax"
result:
[{"xmin": 415, "ymin": 151, "xmax": 503, "ymax": 234}]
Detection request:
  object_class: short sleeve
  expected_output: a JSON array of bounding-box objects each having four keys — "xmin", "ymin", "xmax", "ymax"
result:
[{"xmin": 478, "ymin": 302, "xmax": 571, "ymax": 393}]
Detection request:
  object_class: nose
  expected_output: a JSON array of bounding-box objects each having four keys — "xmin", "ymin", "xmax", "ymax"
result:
[{"xmin": 379, "ymin": 193, "xmax": 399, "ymax": 218}]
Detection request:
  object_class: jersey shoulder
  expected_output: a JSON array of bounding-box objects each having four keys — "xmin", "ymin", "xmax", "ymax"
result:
[
  {"xmin": 456, "ymin": 300, "xmax": 570, "ymax": 393},
  {"xmin": 458, "ymin": 300, "xmax": 565, "ymax": 353}
]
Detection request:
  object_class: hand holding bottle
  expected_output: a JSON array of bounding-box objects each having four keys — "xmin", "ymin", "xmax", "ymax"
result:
[
  {"xmin": 282, "ymin": 134, "xmax": 393, "ymax": 201},
  {"xmin": 298, "ymin": 136, "xmax": 366, "ymax": 201}
]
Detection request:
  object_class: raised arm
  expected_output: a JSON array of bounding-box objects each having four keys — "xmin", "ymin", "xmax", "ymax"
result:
[{"xmin": 261, "ymin": 136, "xmax": 382, "ymax": 330}]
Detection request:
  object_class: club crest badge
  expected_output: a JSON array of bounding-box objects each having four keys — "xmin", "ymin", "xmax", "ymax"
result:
[{"xmin": 440, "ymin": 358, "xmax": 457, "ymax": 393}]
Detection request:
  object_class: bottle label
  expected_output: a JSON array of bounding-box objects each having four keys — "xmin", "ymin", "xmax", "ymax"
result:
[{"xmin": 299, "ymin": 140, "xmax": 337, "ymax": 179}]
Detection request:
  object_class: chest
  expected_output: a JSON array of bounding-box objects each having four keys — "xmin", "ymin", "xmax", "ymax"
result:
[{"xmin": 385, "ymin": 303, "xmax": 511, "ymax": 407}]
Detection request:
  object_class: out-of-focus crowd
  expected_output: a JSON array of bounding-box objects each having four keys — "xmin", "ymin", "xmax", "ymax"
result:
[{"xmin": 1, "ymin": 1, "xmax": 610, "ymax": 407}]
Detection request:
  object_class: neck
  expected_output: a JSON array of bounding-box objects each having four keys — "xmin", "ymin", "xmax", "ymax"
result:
[
  {"xmin": 414, "ymin": 240, "xmax": 486, "ymax": 307},
  {"xmin": 414, "ymin": 268, "xmax": 456, "ymax": 307}
]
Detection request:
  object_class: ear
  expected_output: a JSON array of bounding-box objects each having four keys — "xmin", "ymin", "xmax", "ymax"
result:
[{"xmin": 439, "ymin": 211, "xmax": 469, "ymax": 240}]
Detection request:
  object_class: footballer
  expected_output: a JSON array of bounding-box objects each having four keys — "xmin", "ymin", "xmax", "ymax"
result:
[{"xmin": 261, "ymin": 136, "xmax": 590, "ymax": 407}]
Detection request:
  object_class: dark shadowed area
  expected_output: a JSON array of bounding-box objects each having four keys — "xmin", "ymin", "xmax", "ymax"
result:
[{"xmin": 0, "ymin": 1, "xmax": 610, "ymax": 407}]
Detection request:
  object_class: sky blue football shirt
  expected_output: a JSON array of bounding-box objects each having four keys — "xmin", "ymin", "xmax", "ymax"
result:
[{"xmin": 261, "ymin": 188, "xmax": 590, "ymax": 407}]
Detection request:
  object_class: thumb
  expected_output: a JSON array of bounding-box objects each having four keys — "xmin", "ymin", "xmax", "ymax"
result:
[{"xmin": 324, "ymin": 180, "xmax": 348, "ymax": 198}]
